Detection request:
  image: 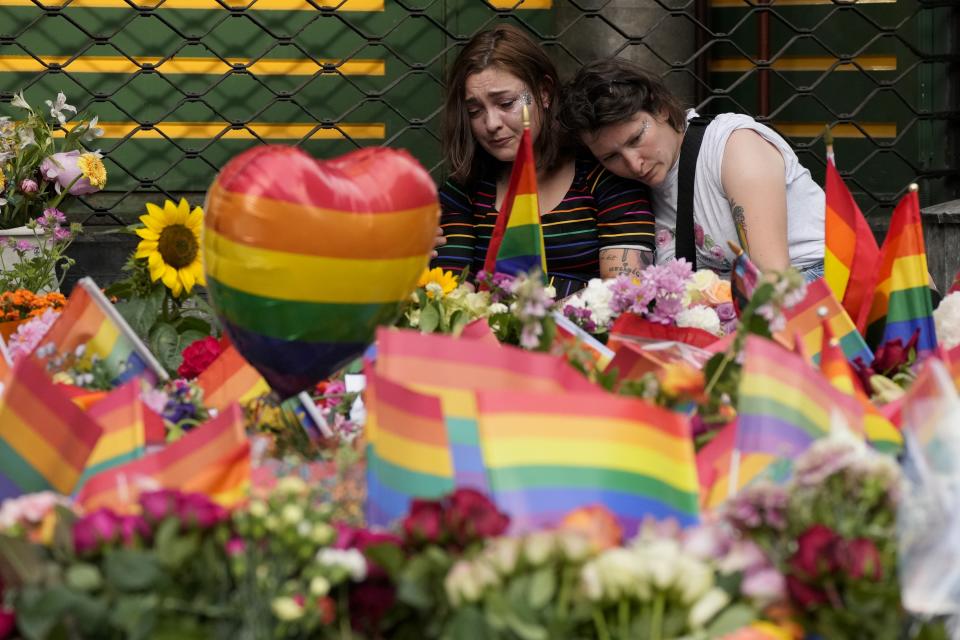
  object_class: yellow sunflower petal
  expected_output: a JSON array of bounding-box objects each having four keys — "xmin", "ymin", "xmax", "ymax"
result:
[
  {"xmin": 135, "ymin": 228, "xmax": 159, "ymax": 241},
  {"xmin": 161, "ymin": 265, "xmax": 179, "ymax": 290},
  {"xmin": 186, "ymin": 206, "xmax": 203, "ymax": 232},
  {"xmin": 134, "ymin": 241, "xmax": 158, "ymax": 259},
  {"xmin": 174, "ymin": 198, "xmax": 191, "ymax": 224},
  {"xmin": 145, "ymin": 202, "xmax": 168, "ymax": 225},
  {"xmin": 190, "ymin": 261, "xmax": 207, "ymax": 286},
  {"xmin": 140, "ymin": 213, "xmax": 165, "ymax": 233},
  {"xmin": 179, "ymin": 267, "xmax": 196, "ymax": 293},
  {"xmin": 148, "ymin": 253, "xmax": 165, "ymax": 281}
]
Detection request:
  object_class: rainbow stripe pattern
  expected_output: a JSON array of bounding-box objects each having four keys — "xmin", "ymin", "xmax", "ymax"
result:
[
  {"xmin": 204, "ymin": 145, "xmax": 438, "ymax": 397},
  {"xmin": 782, "ymin": 278, "xmax": 873, "ymax": 366},
  {"xmin": 731, "ymin": 248, "xmax": 760, "ymax": 317},
  {"xmin": 0, "ymin": 358, "xmax": 103, "ymax": 500},
  {"xmin": 482, "ymin": 125, "xmax": 547, "ymax": 278},
  {"xmin": 824, "ymin": 155, "xmax": 880, "ymax": 331},
  {"xmin": 76, "ymin": 380, "xmax": 150, "ymax": 491},
  {"xmin": 863, "ymin": 189, "xmax": 937, "ymax": 354},
  {"xmin": 819, "ymin": 323, "xmax": 902, "ymax": 455},
  {"xmin": 375, "ymin": 328, "xmax": 598, "ymax": 491},
  {"xmin": 77, "ymin": 404, "xmax": 250, "ymax": 513},
  {"xmin": 197, "ymin": 344, "xmax": 271, "ymax": 411},
  {"xmin": 36, "ymin": 279, "xmax": 160, "ymax": 384},
  {"xmin": 475, "ymin": 389, "xmax": 700, "ymax": 535},
  {"xmin": 734, "ymin": 337, "xmax": 864, "ymax": 490},
  {"xmin": 364, "ymin": 369, "xmax": 455, "ymax": 526}
]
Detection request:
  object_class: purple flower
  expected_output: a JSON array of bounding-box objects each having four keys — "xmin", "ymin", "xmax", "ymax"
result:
[
  {"xmin": 694, "ymin": 223, "xmax": 705, "ymax": 248},
  {"xmin": 715, "ymin": 302, "xmax": 736, "ymax": 322},
  {"xmin": 41, "ymin": 207, "xmax": 66, "ymax": 226},
  {"xmin": 13, "ymin": 240, "xmax": 31, "ymax": 252},
  {"xmin": 39, "ymin": 150, "xmax": 102, "ymax": 195},
  {"xmin": 53, "ymin": 227, "xmax": 71, "ymax": 242},
  {"xmin": 119, "ymin": 515, "xmax": 151, "ymax": 546},
  {"xmin": 655, "ymin": 227, "xmax": 672, "ymax": 248},
  {"xmin": 741, "ymin": 566, "xmax": 786, "ymax": 602},
  {"xmin": 73, "ymin": 508, "xmax": 121, "ymax": 554},
  {"xmin": 710, "ymin": 245, "xmax": 725, "ymax": 261},
  {"xmin": 177, "ymin": 493, "xmax": 227, "ymax": 529},
  {"xmin": 139, "ymin": 489, "xmax": 181, "ymax": 523},
  {"xmin": 225, "ymin": 537, "xmax": 246, "ymax": 556},
  {"xmin": 19, "ymin": 179, "xmax": 37, "ymax": 194}
]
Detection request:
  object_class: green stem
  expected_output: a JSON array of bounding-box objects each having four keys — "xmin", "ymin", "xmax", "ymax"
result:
[
  {"xmin": 618, "ymin": 599, "xmax": 630, "ymax": 639},
  {"xmin": 650, "ymin": 593, "xmax": 665, "ymax": 640},
  {"xmin": 592, "ymin": 608, "xmax": 612, "ymax": 640}
]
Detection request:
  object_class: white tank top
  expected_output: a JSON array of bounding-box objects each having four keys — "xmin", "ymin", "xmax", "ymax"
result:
[{"xmin": 652, "ymin": 110, "xmax": 825, "ymax": 275}]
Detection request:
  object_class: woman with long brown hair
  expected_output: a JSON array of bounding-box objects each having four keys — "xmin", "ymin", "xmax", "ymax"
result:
[{"xmin": 432, "ymin": 25, "xmax": 657, "ymax": 297}]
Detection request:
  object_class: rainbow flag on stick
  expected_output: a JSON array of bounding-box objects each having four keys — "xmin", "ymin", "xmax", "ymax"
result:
[
  {"xmin": 34, "ymin": 278, "xmax": 167, "ymax": 384},
  {"xmin": 732, "ymin": 337, "xmax": 864, "ymax": 492},
  {"xmin": 819, "ymin": 322, "xmax": 902, "ymax": 455},
  {"xmin": 364, "ymin": 369, "xmax": 456, "ymax": 526},
  {"xmin": 197, "ymin": 344, "xmax": 271, "ymax": 412},
  {"xmin": 862, "ymin": 186, "xmax": 937, "ymax": 354},
  {"xmin": 76, "ymin": 404, "xmax": 250, "ymax": 513},
  {"xmin": 375, "ymin": 328, "xmax": 597, "ymax": 490},
  {"xmin": 824, "ymin": 151, "xmax": 880, "ymax": 330},
  {"xmin": 76, "ymin": 380, "xmax": 150, "ymax": 490},
  {"xmin": 729, "ymin": 242, "xmax": 760, "ymax": 317},
  {"xmin": 482, "ymin": 108, "xmax": 547, "ymax": 278},
  {"xmin": 781, "ymin": 278, "xmax": 873, "ymax": 366},
  {"xmin": 0, "ymin": 358, "xmax": 103, "ymax": 500},
  {"xmin": 475, "ymin": 389, "xmax": 700, "ymax": 535}
]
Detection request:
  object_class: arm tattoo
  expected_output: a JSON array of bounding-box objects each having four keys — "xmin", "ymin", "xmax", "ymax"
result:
[
  {"xmin": 600, "ymin": 248, "xmax": 653, "ymax": 279},
  {"xmin": 730, "ymin": 198, "xmax": 750, "ymax": 253}
]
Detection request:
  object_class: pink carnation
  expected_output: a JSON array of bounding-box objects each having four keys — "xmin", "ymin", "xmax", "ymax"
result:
[{"xmin": 8, "ymin": 308, "xmax": 60, "ymax": 363}]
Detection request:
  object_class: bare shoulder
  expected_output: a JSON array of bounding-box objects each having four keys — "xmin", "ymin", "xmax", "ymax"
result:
[{"xmin": 721, "ymin": 128, "xmax": 785, "ymax": 187}]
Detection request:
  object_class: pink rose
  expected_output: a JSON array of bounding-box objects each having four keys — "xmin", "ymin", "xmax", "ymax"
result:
[
  {"xmin": 19, "ymin": 178, "xmax": 37, "ymax": 194},
  {"xmin": 119, "ymin": 515, "xmax": 151, "ymax": 546},
  {"xmin": 139, "ymin": 489, "xmax": 180, "ymax": 523},
  {"xmin": 790, "ymin": 524, "xmax": 840, "ymax": 577},
  {"xmin": 402, "ymin": 499, "xmax": 444, "ymax": 544},
  {"xmin": 836, "ymin": 538, "xmax": 883, "ymax": 580},
  {"xmin": 177, "ymin": 493, "xmax": 227, "ymax": 529},
  {"xmin": 73, "ymin": 508, "xmax": 121, "ymax": 554}
]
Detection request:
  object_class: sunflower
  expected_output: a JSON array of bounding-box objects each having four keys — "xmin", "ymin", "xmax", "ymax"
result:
[
  {"xmin": 135, "ymin": 198, "xmax": 205, "ymax": 297},
  {"xmin": 417, "ymin": 267, "xmax": 458, "ymax": 299}
]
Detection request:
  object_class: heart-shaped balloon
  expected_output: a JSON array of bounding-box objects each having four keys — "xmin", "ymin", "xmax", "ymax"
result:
[{"xmin": 203, "ymin": 145, "xmax": 437, "ymax": 397}]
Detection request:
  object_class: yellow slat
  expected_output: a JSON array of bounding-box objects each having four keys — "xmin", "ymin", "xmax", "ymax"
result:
[
  {"xmin": 54, "ymin": 121, "xmax": 385, "ymax": 139},
  {"xmin": 487, "ymin": 0, "xmax": 552, "ymax": 7},
  {"xmin": 775, "ymin": 122, "xmax": 896, "ymax": 138},
  {"xmin": 0, "ymin": 55, "xmax": 384, "ymax": 76},
  {"xmin": 711, "ymin": 55, "xmax": 896, "ymax": 72},
  {"xmin": 711, "ymin": 0, "xmax": 894, "ymax": 6},
  {"xmin": 0, "ymin": 0, "xmax": 382, "ymax": 10}
]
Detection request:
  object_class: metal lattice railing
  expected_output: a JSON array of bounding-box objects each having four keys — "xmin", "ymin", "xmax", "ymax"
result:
[{"xmin": 0, "ymin": 0, "xmax": 956, "ymax": 228}]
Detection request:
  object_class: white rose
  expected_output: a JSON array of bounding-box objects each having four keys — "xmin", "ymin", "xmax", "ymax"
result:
[
  {"xmin": 271, "ymin": 596, "xmax": 305, "ymax": 621},
  {"xmin": 485, "ymin": 536, "xmax": 521, "ymax": 575},
  {"xmin": 556, "ymin": 530, "xmax": 591, "ymax": 562},
  {"xmin": 580, "ymin": 562, "xmax": 604, "ymax": 601},
  {"xmin": 281, "ymin": 504, "xmax": 303, "ymax": 525},
  {"xmin": 688, "ymin": 587, "xmax": 731, "ymax": 629},
  {"xmin": 445, "ymin": 560, "xmax": 481, "ymax": 606},
  {"xmin": 934, "ymin": 292, "xmax": 960, "ymax": 349},
  {"xmin": 676, "ymin": 305, "xmax": 722, "ymax": 336},
  {"xmin": 523, "ymin": 531, "xmax": 556, "ymax": 566},
  {"xmin": 309, "ymin": 576, "xmax": 331, "ymax": 597},
  {"xmin": 317, "ymin": 548, "xmax": 367, "ymax": 582},
  {"xmin": 674, "ymin": 556, "xmax": 715, "ymax": 604},
  {"xmin": 488, "ymin": 302, "xmax": 509, "ymax": 315}
]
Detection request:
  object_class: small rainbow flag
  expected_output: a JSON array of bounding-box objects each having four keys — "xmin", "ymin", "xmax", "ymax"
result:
[
  {"xmin": 696, "ymin": 421, "xmax": 737, "ymax": 510},
  {"xmin": 482, "ymin": 115, "xmax": 547, "ymax": 278},
  {"xmin": 733, "ymin": 337, "xmax": 864, "ymax": 491},
  {"xmin": 819, "ymin": 322, "xmax": 902, "ymax": 455},
  {"xmin": 364, "ymin": 369, "xmax": 455, "ymax": 526},
  {"xmin": 0, "ymin": 357, "xmax": 103, "ymax": 500},
  {"xmin": 77, "ymin": 404, "xmax": 250, "ymax": 513},
  {"xmin": 824, "ymin": 153, "xmax": 880, "ymax": 329},
  {"xmin": 730, "ymin": 243, "xmax": 760, "ymax": 316},
  {"xmin": 34, "ymin": 278, "xmax": 167, "ymax": 384},
  {"xmin": 863, "ymin": 187, "xmax": 937, "ymax": 354},
  {"xmin": 475, "ymin": 388, "xmax": 700, "ymax": 535},
  {"xmin": 781, "ymin": 278, "xmax": 873, "ymax": 366},
  {"xmin": 375, "ymin": 328, "xmax": 597, "ymax": 490},
  {"xmin": 75, "ymin": 380, "xmax": 150, "ymax": 490},
  {"xmin": 197, "ymin": 344, "xmax": 271, "ymax": 412}
]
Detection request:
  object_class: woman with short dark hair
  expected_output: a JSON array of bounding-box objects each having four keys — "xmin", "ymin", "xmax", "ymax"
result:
[{"xmin": 432, "ymin": 25, "xmax": 658, "ymax": 297}]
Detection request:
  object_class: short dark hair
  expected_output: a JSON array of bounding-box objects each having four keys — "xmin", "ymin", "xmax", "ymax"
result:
[
  {"xmin": 559, "ymin": 58, "xmax": 687, "ymax": 136},
  {"xmin": 441, "ymin": 24, "xmax": 565, "ymax": 185}
]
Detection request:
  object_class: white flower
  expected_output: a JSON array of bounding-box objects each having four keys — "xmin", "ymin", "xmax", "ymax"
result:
[
  {"xmin": 688, "ymin": 587, "xmax": 730, "ymax": 629},
  {"xmin": 81, "ymin": 115, "xmax": 104, "ymax": 141},
  {"xmin": 281, "ymin": 504, "xmax": 303, "ymax": 525},
  {"xmin": 317, "ymin": 548, "xmax": 367, "ymax": 582},
  {"xmin": 488, "ymin": 302, "xmax": 509, "ymax": 315},
  {"xmin": 484, "ymin": 536, "xmax": 521, "ymax": 575},
  {"xmin": 309, "ymin": 576, "xmax": 331, "ymax": 597},
  {"xmin": 676, "ymin": 305, "xmax": 722, "ymax": 336},
  {"xmin": 45, "ymin": 92, "xmax": 77, "ymax": 125},
  {"xmin": 674, "ymin": 556, "xmax": 715, "ymax": 604},
  {"xmin": 405, "ymin": 308, "xmax": 420, "ymax": 327},
  {"xmin": 556, "ymin": 530, "xmax": 591, "ymax": 562},
  {"xmin": 276, "ymin": 476, "xmax": 307, "ymax": 496},
  {"xmin": 934, "ymin": 292, "xmax": 960, "ymax": 349},
  {"xmin": 591, "ymin": 548, "xmax": 650, "ymax": 600},
  {"xmin": 10, "ymin": 91, "xmax": 30, "ymax": 111},
  {"xmin": 271, "ymin": 596, "xmax": 304, "ymax": 621},
  {"xmin": 523, "ymin": 531, "xmax": 556, "ymax": 566},
  {"xmin": 686, "ymin": 269, "xmax": 720, "ymax": 304},
  {"xmin": 17, "ymin": 126, "xmax": 35, "ymax": 149},
  {"xmin": 581, "ymin": 562, "xmax": 603, "ymax": 601},
  {"xmin": 310, "ymin": 522, "xmax": 335, "ymax": 545},
  {"xmin": 445, "ymin": 560, "xmax": 481, "ymax": 606}
]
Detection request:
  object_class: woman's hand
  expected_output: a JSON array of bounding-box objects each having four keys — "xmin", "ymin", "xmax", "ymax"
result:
[{"xmin": 431, "ymin": 208, "xmax": 447, "ymax": 258}]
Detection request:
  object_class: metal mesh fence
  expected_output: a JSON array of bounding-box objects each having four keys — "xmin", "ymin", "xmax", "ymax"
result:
[{"xmin": 0, "ymin": 0, "xmax": 957, "ymax": 228}]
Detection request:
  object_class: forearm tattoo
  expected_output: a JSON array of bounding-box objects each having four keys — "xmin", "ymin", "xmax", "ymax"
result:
[
  {"xmin": 600, "ymin": 248, "xmax": 654, "ymax": 279},
  {"xmin": 730, "ymin": 198, "xmax": 749, "ymax": 253}
]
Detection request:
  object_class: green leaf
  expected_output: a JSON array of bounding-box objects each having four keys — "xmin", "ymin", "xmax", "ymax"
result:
[
  {"xmin": 527, "ymin": 567, "xmax": 556, "ymax": 609},
  {"xmin": 15, "ymin": 585, "xmax": 79, "ymax": 640},
  {"xmin": 149, "ymin": 322, "xmax": 181, "ymax": 373},
  {"xmin": 504, "ymin": 611, "xmax": 548, "ymax": 640},
  {"xmin": 65, "ymin": 563, "xmax": 103, "ymax": 592},
  {"xmin": 419, "ymin": 303, "xmax": 440, "ymax": 333},
  {"xmin": 154, "ymin": 518, "xmax": 198, "ymax": 570},
  {"xmin": 116, "ymin": 294, "xmax": 161, "ymax": 339},
  {"xmin": 363, "ymin": 542, "xmax": 406, "ymax": 581},
  {"xmin": 704, "ymin": 603, "xmax": 758, "ymax": 638},
  {"xmin": 103, "ymin": 549, "xmax": 162, "ymax": 592},
  {"xmin": 110, "ymin": 593, "xmax": 160, "ymax": 640},
  {"xmin": 175, "ymin": 316, "xmax": 212, "ymax": 337},
  {"xmin": 443, "ymin": 606, "xmax": 489, "ymax": 640}
]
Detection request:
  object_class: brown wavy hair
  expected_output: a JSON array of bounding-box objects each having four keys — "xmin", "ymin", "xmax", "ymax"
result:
[{"xmin": 441, "ymin": 24, "xmax": 566, "ymax": 186}]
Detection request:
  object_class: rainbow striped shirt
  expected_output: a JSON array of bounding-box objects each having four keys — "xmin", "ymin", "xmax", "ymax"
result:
[{"xmin": 433, "ymin": 157, "xmax": 655, "ymax": 297}]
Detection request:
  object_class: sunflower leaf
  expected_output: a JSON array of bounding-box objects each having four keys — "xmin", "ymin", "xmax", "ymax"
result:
[{"xmin": 149, "ymin": 323, "xmax": 181, "ymax": 373}]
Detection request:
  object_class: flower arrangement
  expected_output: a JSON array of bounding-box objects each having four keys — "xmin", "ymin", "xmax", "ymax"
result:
[
  {"xmin": 400, "ymin": 267, "xmax": 498, "ymax": 335},
  {"xmin": 0, "ymin": 288, "xmax": 64, "ymax": 322},
  {"xmin": 852, "ymin": 330, "xmax": 919, "ymax": 404},
  {"xmin": 106, "ymin": 198, "xmax": 218, "ymax": 375},
  {"xmin": 0, "ymin": 208, "xmax": 82, "ymax": 293},
  {"xmin": 6, "ymin": 307, "xmax": 59, "ymax": 362},
  {"xmin": 0, "ymin": 91, "xmax": 105, "ymax": 230}
]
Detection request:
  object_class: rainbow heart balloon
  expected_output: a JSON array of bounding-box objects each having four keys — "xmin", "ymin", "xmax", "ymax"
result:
[{"xmin": 203, "ymin": 145, "xmax": 437, "ymax": 397}]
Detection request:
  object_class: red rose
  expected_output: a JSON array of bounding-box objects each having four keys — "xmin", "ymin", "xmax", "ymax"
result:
[
  {"xmin": 349, "ymin": 580, "xmax": 396, "ymax": 635},
  {"xmin": 786, "ymin": 575, "xmax": 828, "ymax": 609},
  {"xmin": 177, "ymin": 336, "xmax": 222, "ymax": 379},
  {"xmin": 836, "ymin": 537, "xmax": 883, "ymax": 580},
  {"xmin": 790, "ymin": 524, "xmax": 840, "ymax": 577},
  {"xmin": 444, "ymin": 488, "xmax": 509, "ymax": 544},
  {"xmin": 872, "ymin": 329, "xmax": 919, "ymax": 375},
  {"xmin": 402, "ymin": 499, "xmax": 445, "ymax": 544}
]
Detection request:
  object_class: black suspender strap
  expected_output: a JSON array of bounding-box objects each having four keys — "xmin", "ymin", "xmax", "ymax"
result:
[{"xmin": 675, "ymin": 117, "xmax": 712, "ymax": 270}]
